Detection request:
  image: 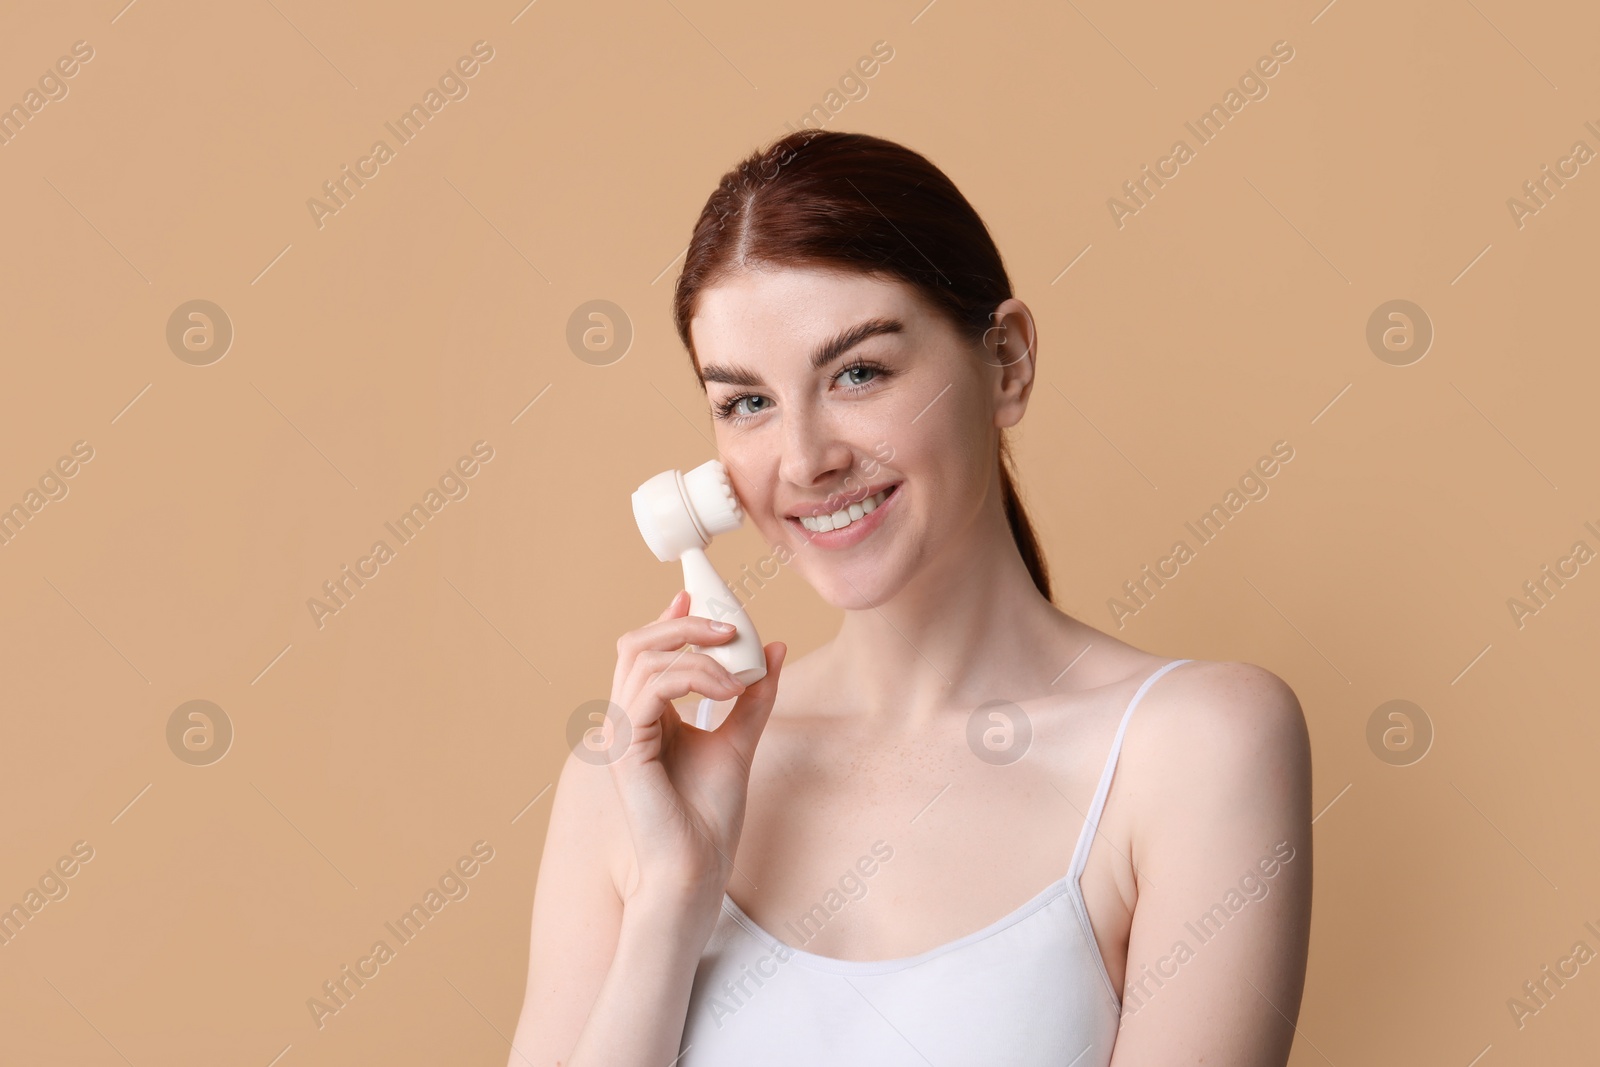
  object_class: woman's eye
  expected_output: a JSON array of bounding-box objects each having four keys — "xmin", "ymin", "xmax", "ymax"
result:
[
  {"xmin": 838, "ymin": 364, "xmax": 879, "ymax": 388},
  {"xmin": 717, "ymin": 394, "xmax": 769, "ymax": 420}
]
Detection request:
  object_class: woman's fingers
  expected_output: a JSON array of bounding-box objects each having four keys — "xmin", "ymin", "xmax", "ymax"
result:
[
  {"xmin": 645, "ymin": 664, "xmax": 747, "ymax": 705},
  {"xmin": 611, "ymin": 590, "xmax": 687, "ymax": 693},
  {"xmin": 632, "ymin": 648, "xmax": 741, "ymax": 686},
  {"xmin": 611, "ymin": 592, "xmax": 749, "ymax": 714},
  {"xmin": 615, "ymin": 653, "xmax": 742, "ymax": 719},
  {"xmin": 719, "ymin": 642, "xmax": 787, "ymax": 763},
  {"xmin": 655, "ymin": 589, "xmax": 688, "ymax": 622},
  {"xmin": 617, "ymin": 613, "xmax": 741, "ymax": 663}
]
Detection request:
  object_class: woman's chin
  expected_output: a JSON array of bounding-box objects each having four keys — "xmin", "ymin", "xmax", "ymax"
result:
[{"xmin": 806, "ymin": 565, "xmax": 904, "ymax": 611}]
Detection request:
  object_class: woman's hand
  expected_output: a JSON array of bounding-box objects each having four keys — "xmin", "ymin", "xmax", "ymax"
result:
[{"xmin": 600, "ymin": 589, "xmax": 786, "ymax": 915}]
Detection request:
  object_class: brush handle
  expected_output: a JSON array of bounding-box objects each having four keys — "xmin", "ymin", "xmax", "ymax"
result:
[{"xmin": 679, "ymin": 547, "xmax": 767, "ymax": 685}]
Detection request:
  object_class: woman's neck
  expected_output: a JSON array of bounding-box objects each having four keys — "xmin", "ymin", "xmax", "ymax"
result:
[{"xmin": 817, "ymin": 506, "xmax": 1092, "ymax": 729}]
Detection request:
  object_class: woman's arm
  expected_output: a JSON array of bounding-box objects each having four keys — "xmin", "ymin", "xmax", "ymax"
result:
[
  {"xmin": 504, "ymin": 593, "xmax": 786, "ymax": 1066},
  {"xmin": 1108, "ymin": 660, "xmax": 1314, "ymax": 1067},
  {"xmin": 504, "ymin": 747, "xmax": 717, "ymax": 1066}
]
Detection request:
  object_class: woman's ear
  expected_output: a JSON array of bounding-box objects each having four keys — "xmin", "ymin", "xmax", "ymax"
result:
[{"xmin": 983, "ymin": 298, "xmax": 1036, "ymax": 429}]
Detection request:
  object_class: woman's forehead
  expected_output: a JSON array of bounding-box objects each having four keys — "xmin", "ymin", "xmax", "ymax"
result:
[{"xmin": 692, "ymin": 269, "xmax": 931, "ymax": 359}]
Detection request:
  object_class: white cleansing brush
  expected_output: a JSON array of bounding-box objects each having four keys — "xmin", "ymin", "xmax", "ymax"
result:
[{"xmin": 631, "ymin": 459, "xmax": 768, "ymax": 685}]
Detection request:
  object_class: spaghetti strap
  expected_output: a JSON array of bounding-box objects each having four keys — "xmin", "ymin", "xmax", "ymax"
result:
[{"xmin": 1066, "ymin": 658, "xmax": 1193, "ymax": 882}]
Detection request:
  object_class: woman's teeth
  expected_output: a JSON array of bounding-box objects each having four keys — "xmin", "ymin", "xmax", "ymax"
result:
[{"xmin": 797, "ymin": 487, "xmax": 891, "ymax": 533}]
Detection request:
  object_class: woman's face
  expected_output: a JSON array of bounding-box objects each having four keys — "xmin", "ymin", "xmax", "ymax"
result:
[{"xmin": 690, "ymin": 265, "xmax": 1031, "ymax": 610}]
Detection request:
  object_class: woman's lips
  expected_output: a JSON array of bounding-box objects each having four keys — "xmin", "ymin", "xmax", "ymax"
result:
[{"xmin": 787, "ymin": 483, "xmax": 899, "ymax": 550}]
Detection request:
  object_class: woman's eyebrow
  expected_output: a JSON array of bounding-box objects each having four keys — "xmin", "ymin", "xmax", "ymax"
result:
[{"xmin": 700, "ymin": 317, "xmax": 904, "ymax": 387}]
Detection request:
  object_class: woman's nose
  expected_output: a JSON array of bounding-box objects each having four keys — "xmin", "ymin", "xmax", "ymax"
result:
[{"xmin": 777, "ymin": 403, "xmax": 855, "ymax": 489}]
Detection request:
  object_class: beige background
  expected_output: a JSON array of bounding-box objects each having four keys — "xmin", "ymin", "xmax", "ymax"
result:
[{"xmin": 2, "ymin": 0, "xmax": 1597, "ymax": 1063}]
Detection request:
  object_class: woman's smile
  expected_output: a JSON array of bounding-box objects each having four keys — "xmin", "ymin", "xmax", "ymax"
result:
[{"xmin": 785, "ymin": 481, "xmax": 901, "ymax": 549}]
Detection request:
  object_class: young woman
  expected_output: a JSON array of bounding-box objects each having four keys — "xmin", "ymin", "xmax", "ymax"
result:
[{"xmin": 510, "ymin": 130, "xmax": 1313, "ymax": 1066}]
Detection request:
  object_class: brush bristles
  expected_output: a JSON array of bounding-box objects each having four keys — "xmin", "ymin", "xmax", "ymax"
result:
[{"xmin": 684, "ymin": 459, "xmax": 743, "ymax": 537}]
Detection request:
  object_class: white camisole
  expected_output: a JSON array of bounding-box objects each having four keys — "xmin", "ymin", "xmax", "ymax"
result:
[{"xmin": 676, "ymin": 658, "xmax": 1193, "ymax": 1065}]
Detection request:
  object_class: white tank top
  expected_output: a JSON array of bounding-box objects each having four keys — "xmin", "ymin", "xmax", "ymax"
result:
[{"xmin": 677, "ymin": 658, "xmax": 1192, "ymax": 1064}]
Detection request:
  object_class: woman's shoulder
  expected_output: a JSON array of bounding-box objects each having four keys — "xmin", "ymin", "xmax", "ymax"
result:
[
  {"xmin": 1121, "ymin": 657, "xmax": 1311, "ymax": 810},
  {"xmin": 1130, "ymin": 657, "xmax": 1305, "ymax": 743},
  {"xmin": 1149, "ymin": 656, "xmax": 1299, "ymax": 706}
]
